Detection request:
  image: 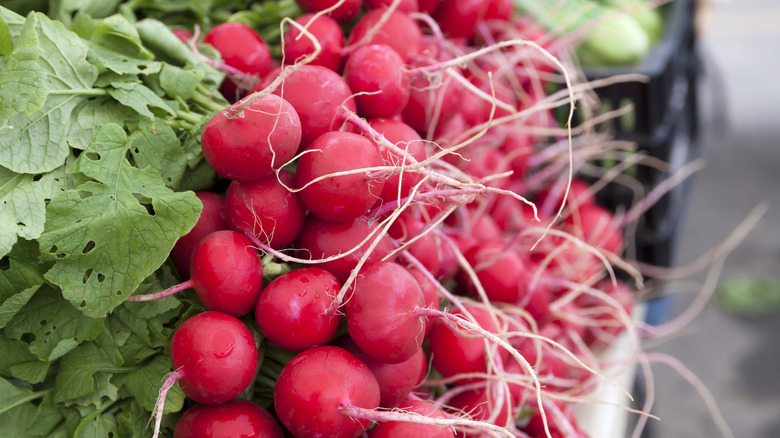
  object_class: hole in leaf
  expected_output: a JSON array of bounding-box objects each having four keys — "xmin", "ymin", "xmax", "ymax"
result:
[
  {"xmin": 16, "ymin": 222, "xmax": 25, "ymax": 228},
  {"xmin": 72, "ymin": 149, "xmax": 82, "ymax": 158},
  {"xmin": 79, "ymin": 301, "xmax": 87, "ymax": 308},
  {"xmin": 77, "ymin": 190, "xmax": 91, "ymax": 199},
  {"xmin": 85, "ymin": 152, "xmax": 100, "ymax": 161},
  {"xmin": 133, "ymin": 193, "xmax": 156, "ymax": 216},
  {"xmin": 40, "ymin": 320, "xmax": 47, "ymax": 326},
  {"xmin": 56, "ymin": 253, "xmax": 66, "ymax": 259},
  {"xmin": 116, "ymin": 290, "xmax": 123, "ymax": 296},
  {"xmin": 44, "ymin": 331, "xmax": 52, "ymax": 336},
  {"xmin": 49, "ymin": 245, "xmax": 58, "ymax": 253},
  {"xmin": 83, "ymin": 268, "xmax": 93, "ymax": 284},
  {"xmin": 32, "ymin": 174, "xmax": 43, "ymax": 182},
  {"xmin": 21, "ymin": 333, "xmax": 35, "ymax": 343},
  {"xmin": 82, "ymin": 241, "xmax": 96, "ymax": 254},
  {"xmin": 0, "ymin": 257, "xmax": 9, "ymax": 271},
  {"xmin": 98, "ymin": 273, "xmax": 106, "ymax": 283}
]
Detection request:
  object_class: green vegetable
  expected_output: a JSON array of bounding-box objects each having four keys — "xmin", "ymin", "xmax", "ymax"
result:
[{"xmin": 576, "ymin": 9, "xmax": 651, "ymax": 67}]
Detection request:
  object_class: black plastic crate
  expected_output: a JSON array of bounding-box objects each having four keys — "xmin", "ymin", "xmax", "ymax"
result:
[{"xmin": 581, "ymin": 1, "xmax": 702, "ymax": 324}]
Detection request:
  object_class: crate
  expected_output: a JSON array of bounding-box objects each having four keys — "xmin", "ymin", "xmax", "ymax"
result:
[{"xmin": 583, "ymin": 0, "xmax": 702, "ymax": 325}]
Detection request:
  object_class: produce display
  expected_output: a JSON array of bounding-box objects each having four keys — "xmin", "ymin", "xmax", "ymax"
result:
[{"xmin": 0, "ymin": 1, "xmax": 685, "ymax": 437}]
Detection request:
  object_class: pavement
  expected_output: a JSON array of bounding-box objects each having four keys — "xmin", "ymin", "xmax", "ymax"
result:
[{"xmin": 640, "ymin": 0, "xmax": 780, "ymax": 437}]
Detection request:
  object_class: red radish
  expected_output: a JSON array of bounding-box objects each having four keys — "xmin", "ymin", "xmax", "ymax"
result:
[
  {"xmin": 296, "ymin": 0, "xmax": 363, "ymax": 22},
  {"xmin": 431, "ymin": 0, "xmax": 486, "ymax": 39},
  {"xmin": 389, "ymin": 213, "xmax": 441, "ymax": 276},
  {"xmin": 366, "ymin": 118, "xmax": 427, "ymax": 203},
  {"xmin": 344, "ymin": 44, "xmax": 411, "ymax": 119},
  {"xmin": 282, "ymin": 13, "xmax": 344, "ymax": 72},
  {"xmin": 255, "ymin": 267, "xmax": 342, "ymax": 351},
  {"xmin": 274, "ymin": 346, "xmax": 380, "ymax": 438},
  {"xmin": 201, "ymin": 95, "xmax": 301, "ymax": 181},
  {"xmin": 171, "ymin": 28, "xmax": 193, "ymax": 43},
  {"xmin": 257, "ymin": 65, "xmax": 356, "ymax": 149},
  {"xmin": 418, "ymin": 0, "xmax": 441, "ymax": 14},
  {"xmin": 203, "ymin": 22, "xmax": 273, "ymax": 78},
  {"xmin": 535, "ymin": 178, "xmax": 595, "ymax": 212},
  {"xmin": 407, "ymin": 266, "xmax": 441, "ymax": 338},
  {"xmin": 429, "ymin": 306, "xmax": 508, "ymax": 380},
  {"xmin": 366, "ymin": 0, "xmax": 419, "ymax": 13},
  {"xmin": 578, "ymin": 279, "xmax": 634, "ymax": 350},
  {"xmin": 129, "ymin": 230, "xmax": 263, "ymax": 316},
  {"xmin": 367, "ymin": 399, "xmax": 454, "ymax": 437},
  {"xmin": 564, "ymin": 203, "xmax": 624, "ymax": 255},
  {"xmin": 445, "ymin": 383, "xmax": 514, "ymax": 431},
  {"xmin": 402, "ymin": 73, "xmax": 462, "ymax": 135},
  {"xmin": 296, "ymin": 131, "xmax": 386, "ymax": 222},
  {"xmin": 346, "ymin": 261, "xmax": 426, "ymax": 364},
  {"xmin": 463, "ymin": 239, "xmax": 530, "ymax": 304},
  {"xmin": 347, "ymin": 8, "xmax": 423, "ymax": 63},
  {"xmin": 295, "ymin": 215, "xmax": 395, "ymax": 283},
  {"xmin": 170, "ymin": 192, "xmax": 228, "ymax": 279},
  {"xmin": 224, "ymin": 171, "xmax": 306, "ymax": 249},
  {"xmin": 337, "ymin": 336, "xmax": 427, "ymax": 408},
  {"xmin": 170, "ymin": 311, "xmax": 258, "ymax": 405},
  {"xmin": 483, "ymin": 0, "xmax": 514, "ymax": 21},
  {"xmin": 190, "ymin": 230, "xmax": 264, "ymax": 317},
  {"xmin": 173, "ymin": 400, "xmax": 284, "ymax": 438}
]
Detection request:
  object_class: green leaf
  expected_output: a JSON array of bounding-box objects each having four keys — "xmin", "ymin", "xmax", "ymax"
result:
[
  {"xmin": 67, "ymin": 97, "xmax": 127, "ymax": 150},
  {"xmin": 39, "ymin": 124, "xmax": 201, "ymax": 317},
  {"xmin": 0, "ymin": 377, "xmax": 48, "ymax": 437},
  {"xmin": 0, "ymin": 13, "xmax": 99, "ymax": 174},
  {"xmin": 0, "ymin": 15, "xmax": 14, "ymax": 57},
  {"xmin": 0, "ymin": 336, "xmax": 38, "ymax": 378},
  {"xmin": 91, "ymin": 14, "xmax": 154, "ymax": 60},
  {"xmin": 128, "ymin": 118, "xmax": 187, "ymax": 189},
  {"xmin": 54, "ymin": 341, "xmax": 121, "ymax": 404},
  {"xmin": 159, "ymin": 63, "xmax": 204, "ymax": 100},
  {"xmin": 124, "ymin": 355, "xmax": 185, "ymax": 413},
  {"xmin": 0, "ymin": 285, "xmax": 40, "ymax": 330},
  {"xmin": 0, "ymin": 165, "xmax": 66, "ymax": 258},
  {"xmin": 107, "ymin": 80, "xmax": 175, "ymax": 118},
  {"xmin": 49, "ymin": 0, "xmax": 123, "ymax": 25},
  {"xmin": 5, "ymin": 286, "xmax": 104, "ymax": 362},
  {"xmin": 10, "ymin": 360, "xmax": 50, "ymax": 384},
  {"xmin": 28, "ymin": 394, "xmax": 64, "ymax": 437},
  {"xmin": 0, "ymin": 14, "xmax": 47, "ymax": 118}
]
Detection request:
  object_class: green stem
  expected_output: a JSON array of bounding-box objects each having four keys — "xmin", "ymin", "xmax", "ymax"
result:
[
  {"xmin": 191, "ymin": 92, "xmax": 228, "ymax": 113},
  {"xmin": 265, "ymin": 345, "xmax": 297, "ymax": 365},
  {"xmin": 0, "ymin": 388, "xmax": 51, "ymax": 416},
  {"xmin": 164, "ymin": 119, "xmax": 195, "ymax": 131},
  {"xmin": 256, "ymin": 374, "xmax": 278, "ymax": 390},
  {"xmin": 49, "ymin": 89, "xmax": 108, "ymax": 97},
  {"xmin": 175, "ymin": 110, "xmax": 202, "ymax": 125}
]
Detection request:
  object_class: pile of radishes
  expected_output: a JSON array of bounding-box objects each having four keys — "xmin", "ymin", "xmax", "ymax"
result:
[{"xmin": 138, "ymin": 1, "xmax": 644, "ymax": 437}]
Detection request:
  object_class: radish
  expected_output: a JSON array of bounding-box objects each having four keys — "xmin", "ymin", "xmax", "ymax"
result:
[
  {"xmin": 282, "ymin": 13, "xmax": 344, "ymax": 72},
  {"xmin": 366, "ymin": 0, "xmax": 419, "ymax": 13},
  {"xmin": 224, "ymin": 171, "xmax": 306, "ymax": 249},
  {"xmin": 563, "ymin": 202, "xmax": 624, "ymax": 255},
  {"xmin": 201, "ymin": 94, "xmax": 302, "ymax": 182},
  {"xmin": 203, "ymin": 22, "xmax": 273, "ymax": 78},
  {"xmin": 344, "ymin": 44, "xmax": 411, "ymax": 119},
  {"xmin": 255, "ymin": 267, "xmax": 342, "ymax": 351},
  {"xmin": 174, "ymin": 400, "xmax": 284, "ymax": 438},
  {"xmin": 389, "ymin": 212, "xmax": 442, "ymax": 276},
  {"xmin": 445, "ymin": 383, "xmax": 514, "ymax": 432},
  {"xmin": 296, "ymin": 0, "xmax": 363, "ymax": 22},
  {"xmin": 463, "ymin": 239, "xmax": 530, "ymax": 304},
  {"xmin": 402, "ymin": 72, "xmax": 462, "ymax": 136},
  {"xmin": 367, "ymin": 399, "xmax": 454, "ymax": 437},
  {"xmin": 295, "ymin": 215, "xmax": 395, "ymax": 283},
  {"xmin": 428, "ymin": 306, "xmax": 509, "ymax": 381},
  {"xmin": 256, "ymin": 64, "xmax": 356, "ymax": 150},
  {"xmin": 274, "ymin": 346, "xmax": 380, "ymax": 438},
  {"xmin": 188, "ymin": 230, "xmax": 264, "ymax": 317},
  {"xmin": 366, "ymin": 118, "xmax": 427, "ymax": 203},
  {"xmin": 170, "ymin": 192, "xmax": 228, "ymax": 279},
  {"xmin": 347, "ymin": 8, "xmax": 423, "ymax": 63},
  {"xmin": 431, "ymin": 0, "xmax": 486, "ymax": 39},
  {"xmin": 337, "ymin": 335, "xmax": 427, "ymax": 408},
  {"xmin": 345, "ymin": 261, "xmax": 426, "ymax": 364},
  {"xmin": 407, "ymin": 266, "xmax": 441, "ymax": 338},
  {"xmin": 129, "ymin": 230, "xmax": 263, "ymax": 317},
  {"xmin": 296, "ymin": 131, "xmax": 386, "ymax": 222}
]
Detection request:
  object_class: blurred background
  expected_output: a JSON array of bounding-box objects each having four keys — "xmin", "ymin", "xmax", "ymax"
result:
[{"xmin": 643, "ymin": 0, "xmax": 780, "ymax": 437}]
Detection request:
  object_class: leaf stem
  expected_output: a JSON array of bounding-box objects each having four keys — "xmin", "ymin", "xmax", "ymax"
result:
[
  {"xmin": 0, "ymin": 388, "xmax": 52, "ymax": 416},
  {"xmin": 49, "ymin": 89, "xmax": 108, "ymax": 97},
  {"xmin": 175, "ymin": 111, "xmax": 202, "ymax": 125},
  {"xmin": 125, "ymin": 279, "xmax": 194, "ymax": 302}
]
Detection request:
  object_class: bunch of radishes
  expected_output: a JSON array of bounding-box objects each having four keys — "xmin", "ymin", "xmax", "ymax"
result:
[{"xmin": 139, "ymin": 1, "xmax": 641, "ymax": 437}]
